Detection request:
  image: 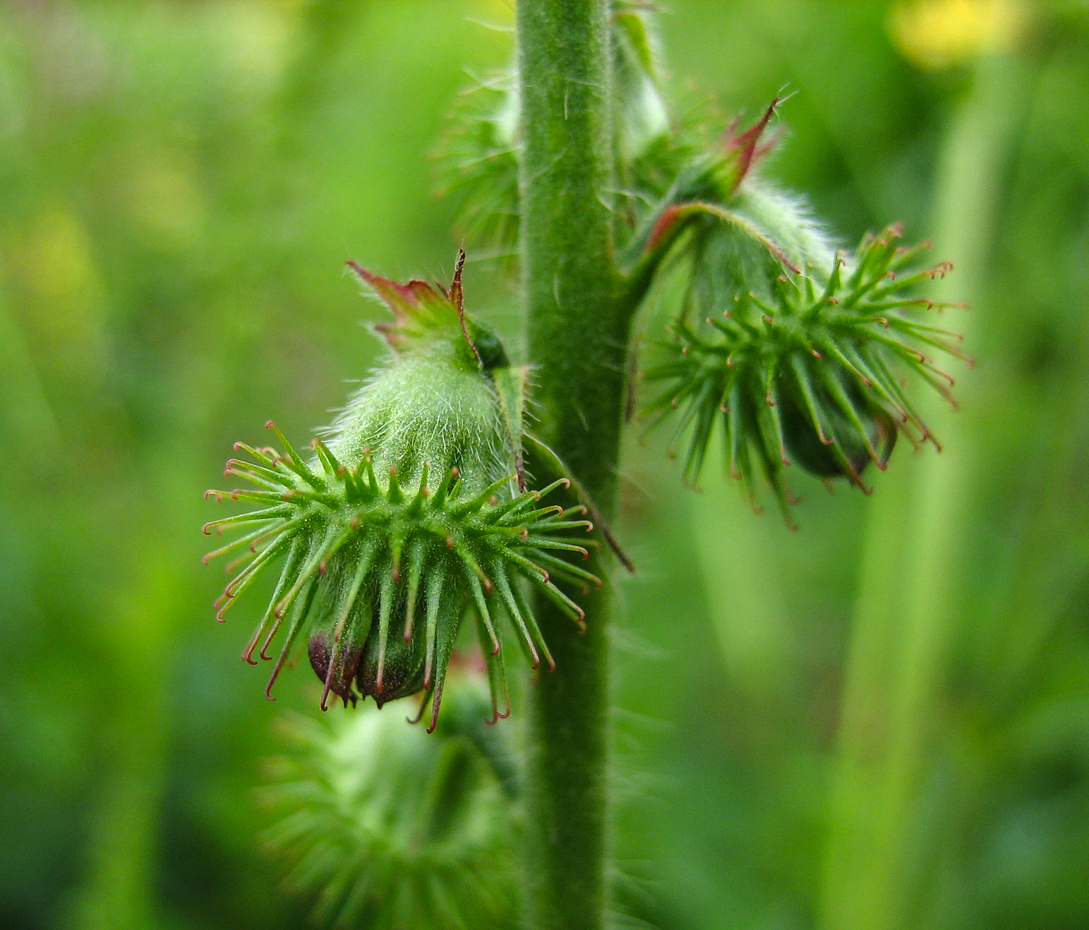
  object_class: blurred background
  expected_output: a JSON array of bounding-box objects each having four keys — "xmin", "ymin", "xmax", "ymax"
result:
[{"xmin": 1, "ymin": 1, "xmax": 1087, "ymax": 928}]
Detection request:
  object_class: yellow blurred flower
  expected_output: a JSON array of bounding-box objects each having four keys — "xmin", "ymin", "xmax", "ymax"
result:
[{"xmin": 890, "ymin": 0, "xmax": 1026, "ymax": 70}]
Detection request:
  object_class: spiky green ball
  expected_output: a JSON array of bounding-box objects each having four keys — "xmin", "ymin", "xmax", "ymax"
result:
[
  {"xmin": 261, "ymin": 684, "xmax": 518, "ymax": 929},
  {"xmin": 205, "ymin": 257, "xmax": 598, "ymax": 730},
  {"xmin": 645, "ymin": 224, "xmax": 966, "ymax": 521}
]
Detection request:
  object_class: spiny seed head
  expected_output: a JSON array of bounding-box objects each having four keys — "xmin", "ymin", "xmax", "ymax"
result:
[
  {"xmin": 205, "ymin": 257, "xmax": 598, "ymax": 731},
  {"xmin": 639, "ymin": 97, "xmax": 965, "ymax": 520},
  {"xmin": 644, "ymin": 224, "xmax": 966, "ymax": 522},
  {"xmin": 261, "ymin": 680, "xmax": 518, "ymax": 929}
]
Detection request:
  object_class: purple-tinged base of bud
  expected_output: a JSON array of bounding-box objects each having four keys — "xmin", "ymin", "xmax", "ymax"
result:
[{"xmin": 308, "ymin": 631, "xmax": 362, "ymax": 709}]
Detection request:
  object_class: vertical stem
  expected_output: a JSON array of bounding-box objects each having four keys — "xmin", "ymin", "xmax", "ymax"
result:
[{"xmin": 517, "ymin": 3, "xmax": 624, "ymax": 929}]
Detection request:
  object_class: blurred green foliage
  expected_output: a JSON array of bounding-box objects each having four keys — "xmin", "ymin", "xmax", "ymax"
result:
[{"xmin": 0, "ymin": 2, "xmax": 1086, "ymax": 929}]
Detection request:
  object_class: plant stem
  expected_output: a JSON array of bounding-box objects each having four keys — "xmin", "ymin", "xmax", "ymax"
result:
[{"xmin": 517, "ymin": 2, "xmax": 625, "ymax": 929}]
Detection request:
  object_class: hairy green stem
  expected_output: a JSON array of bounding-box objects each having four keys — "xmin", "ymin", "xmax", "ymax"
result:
[{"xmin": 517, "ymin": 2, "xmax": 625, "ymax": 928}]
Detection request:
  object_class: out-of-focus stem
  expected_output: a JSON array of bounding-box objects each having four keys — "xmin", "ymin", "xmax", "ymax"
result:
[{"xmin": 819, "ymin": 54, "xmax": 1024, "ymax": 930}]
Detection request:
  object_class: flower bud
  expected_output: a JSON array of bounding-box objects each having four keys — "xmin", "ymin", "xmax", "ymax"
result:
[
  {"xmin": 644, "ymin": 225, "xmax": 965, "ymax": 521},
  {"xmin": 261, "ymin": 673, "xmax": 518, "ymax": 928},
  {"xmin": 206, "ymin": 254, "xmax": 599, "ymax": 729}
]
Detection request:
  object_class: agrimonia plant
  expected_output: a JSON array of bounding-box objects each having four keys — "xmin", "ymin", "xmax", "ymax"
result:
[
  {"xmin": 205, "ymin": 3, "xmax": 964, "ymax": 928},
  {"xmin": 205, "ymin": 254, "xmax": 601, "ymax": 733}
]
